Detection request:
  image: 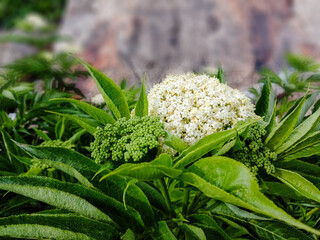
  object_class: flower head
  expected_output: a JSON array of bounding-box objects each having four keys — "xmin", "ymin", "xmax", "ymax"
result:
[{"xmin": 148, "ymin": 73, "xmax": 258, "ymax": 146}]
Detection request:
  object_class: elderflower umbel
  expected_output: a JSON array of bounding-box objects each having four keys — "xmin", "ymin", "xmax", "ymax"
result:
[{"xmin": 148, "ymin": 73, "xmax": 258, "ymax": 146}]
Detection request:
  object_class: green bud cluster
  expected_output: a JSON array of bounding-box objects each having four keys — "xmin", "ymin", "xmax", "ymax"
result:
[
  {"xmin": 91, "ymin": 116, "xmax": 165, "ymax": 164},
  {"xmin": 230, "ymin": 123, "xmax": 277, "ymax": 175}
]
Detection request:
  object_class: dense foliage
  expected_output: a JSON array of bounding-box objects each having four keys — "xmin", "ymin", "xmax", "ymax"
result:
[
  {"xmin": 0, "ymin": 0, "xmax": 66, "ymax": 29},
  {"xmin": 0, "ymin": 53, "xmax": 320, "ymax": 240}
]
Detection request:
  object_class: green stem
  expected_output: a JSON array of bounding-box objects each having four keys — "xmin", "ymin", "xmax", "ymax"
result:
[
  {"xmin": 159, "ymin": 178, "xmax": 175, "ymax": 217},
  {"xmin": 182, "ymin": 188, "xmax": 190, "ymax": 216},
  {"xmin": 299, "ymin": 207, "xmax": 319, "ymax": 221},
  {"xmin": 187, "ymin": 191, "xmax": 201, "ymax": 215}
]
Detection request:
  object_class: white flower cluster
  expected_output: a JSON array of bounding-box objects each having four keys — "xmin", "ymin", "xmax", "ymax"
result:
[
  {"xmin": 24, "ymin": 13, "xmax": 49, "ymax": 30},
  {"xmin": 91, "ymin": 94, "xmax": 105, "ymax": 105},
  {"xmin": 148, "ymin": 73, "xmax": 257, "ymax": 146}
]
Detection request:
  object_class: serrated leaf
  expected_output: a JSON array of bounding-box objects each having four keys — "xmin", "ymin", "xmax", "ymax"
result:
[
  {"xmin": 180, "ymin": 156, "xmax": 320, "ymax": 235},
  {"xmin": 283, "ymin": 92, "xmax": 319, "ymax": 127},
  {"xmin": 0, "ymin": 214, "xmax": 118, "ymax": 240},
  {"xmin": 180, "ymin": 223, "xmax": 206, "ymax": 240},
  {"xmin": 122, "ymin": 228, "xmax": 135, "ymax": 240},
  {"xmin": 16, "ymin": 143, "xmax": 155, "ymax": 227},
  {"xmin": 0, "ymin": 176, "xmax": 144, "ymax": 231},
  {"xmin": 136, "ymin": 182, "xmax": 169, "ymax": 214},
  {"xmin": 51, "ymin": 98, "xmax": 115, "ymax": 124},
  {"xmin": 213, "ymin": 205, "xmax": 313, "ymax": 240},
  {"xmin": 266, "ymin": 95, "xmax": 306, "ymax": 150},
  {"xmin": 190, "ymin": 214, "xmax": 232, "ymax": 240},
  {"xmin": 261, "ymin": 181, "xmax": 307, "ymax": 201},
  {"xmin": 281, "ymin": 131, "xmax": 320, "ymax": 160},
  {"xmin": 173, "ymin": 119, "xmax": 257, "ymax": 169},
  {"xmin": 275, "ymin": 159, "xmax": 320, "ymax": 177},
  {"xmin": 255, "ymin": 79, "xmax": 274, "ymax": 122},
  {"xmin": 164, "ymin": 130, "xmax": 188, "ymax": 153},
  {"xmin": 33, "ymin": 128, "xmax": 51, "ymax": 141},
  {"xmin": 153, "ymin": 221, "xmax": 177, "ymax": 240},
  {"xmin": 135, "ymin": 76, "xmax": 148, "ymax": 117},
  {"xmin": 47, "ymin": 111, "xmax": 98, "ymax": 134},
  {"xmin": 276, "ymin": 106, "xmax": 320, "ymax": 154},
  {"xmin": 101, "ymin": 154, "xmax": 182, "ymax": 181},
  {"xmin": 274, "ymin": 168, "xmax": 320, "ymax": 203},
  {"xmin": 79, "ymin": 59, "xmax": 130, "ymax": 119},
  {"xmin": 55, "ymin": 117, "xmax": 65, "ymax": 140}
]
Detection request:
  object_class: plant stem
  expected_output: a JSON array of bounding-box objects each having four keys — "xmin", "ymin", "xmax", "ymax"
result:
[
  {"xmin": 182, "ymin": 188, "xmax": 190, "ymax": 216},
  {"xmin": 299, "ymin": 207, "xmax": 319, "ymax": 221},
  {"xmin": 159, "ymin": 178, "xmax": 175, "ymax": 217},
  {"xmin": 187, "ymin": 191, "xmax": 201, "ymax": 215}
]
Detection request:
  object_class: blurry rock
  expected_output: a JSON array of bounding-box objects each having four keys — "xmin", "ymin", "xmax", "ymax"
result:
[{"xmin": 55, "ymin": 0, "xmax": 319, "ymax": 95}]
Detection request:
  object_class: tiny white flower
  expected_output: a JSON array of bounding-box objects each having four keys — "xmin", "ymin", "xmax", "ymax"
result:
[
  {"xmin": 24, "ymin": 13, "xmax": 49, "ymax": 30},
  {"xmin": 148, "ymin": 73, "xmax": 258, "ymax": 151},
  {"xmin": 91, "ymin": 94, "xmax": 105, "ymax": 105}
]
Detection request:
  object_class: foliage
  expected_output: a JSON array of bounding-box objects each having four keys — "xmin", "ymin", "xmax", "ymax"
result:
[
  {"xmin": 259, "ymin": 53, "xmax": 320, "ymax": 97},
  {"xmin": 0, "ymin": 0, "xmax": 66, "ymax": 30},
  {"xmin": 0, "ymin": 58, "xmax": 320, "ymax": 240}
]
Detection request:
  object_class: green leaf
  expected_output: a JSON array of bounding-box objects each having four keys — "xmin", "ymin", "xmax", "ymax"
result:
[
  {"xmin": 51, "ymin": 98, "xmax": 115, "ymax": 124},
  {"xmin": 276, "ymin": 106, "xmax": 320, "ymax": 154},
  {"xmin": 135, "ymin": 76, "xmax": 148, "ymax": 117},
  {"xmin": 190, "ymin": 214, "xmax": 232, "ymax": 240},
  {"xmin": 55, "ymin": 117, "xmax": 65, "ymax": 140},
  {"xmin": 122, "ymin": 228, "xmax": 135, "ymax": 240},
  {"xmin": 180, "ymin": 223, "xmax": 206, "ymax": 240},
  {"xmin": 255, "ymin": 79, "xmax": 274, "ymax": 122},
  {"xmin": 68, "ymin": 129, "xmax": 86, "ymax": 143},
  {"xmin": 214, "ymin": 140, "xmax": 235, "ymax": 156},
  {"xmin": 136, "ymin": 182, "xmax": 169, "ymax": 214},
  {"xmin": 259, "ymin": 68, "xmax": 284, "ymax": 86},
  {"xmin": 273, "ymin": 168, "xmax": 320, "ymax": 203},
  {"xmin": 296, "ymin": 91, "xmax": 319, "ymax": 126},
  {"xmin": 0, "ymin": 176, "xmax": 144, "ymax": 231},
  {"xmin": 261, "ymin": 181, "xmax": 307, "ymax": 201},
  {"xmin": 180, "ymin": 156, "xmax": 320, "ymax": 235},
  {"xmin": 79, "ymin": 59, "xmax": 130, "ymax": 119},
  {"xmin": 16, "ymin": 142, "xmax": 100, "ymax": 177},
  {"xmin": 0, "ymin": 129, "xmax": 16, "ymax": 163},
  {"xmin": 213, "ymin": 204, "xmax": 313, "ymax": 240},
  {"xmin": 266, "ymin": 95, "xmax": 306, "ymax": 150},
  {"xmin": 275, "ymin": 159, "xmax": 320, "ymax": 177},
  {"xmin": 33, "ymin": 128, "xmax": 52, "ymax": 141},
  {"xmin": 283, "ymin": 92, "xmax": 319, "ymax": 127},
  {"xmin": 265, "ymin": 104, "xmax": 277, "ymax": 136},
  {"xmin": 0, "ymin": 214, "xmax": 118, "ymax": 240},
  {"xmin": 216, "ymin": 66, "xmax": 226, "ymax": 84},
  {"xmin": 306, "ymin": 73, "xmax": 320, "ymax": 82},
  {"xmin": 286, "ymin": 53, "xmax": 320, "ymax": 72},
  {"xmin": 101, "ymin": 154, "xmax": 182, "ymax": 181},
  {"xmin": 173, "ymin": 119, "xmax": 257, "ymax": 169},
  {"xmin": 281, "ymin": 131, "xmax": 320, "ymax": 160},
  {"xmin": 153, "ymin": 221, "xmax": 177, "ymax": 240},
  {"xmin": 164, "ymin": 130, "xmax": 188, "ymax": 153},
  {"xmin": 48, "ymin": 111, "xmax": 98, "ymax": 135},
  {"xmin": 16, "ymin": 143, "xmax": 155, "ymax": 228}
]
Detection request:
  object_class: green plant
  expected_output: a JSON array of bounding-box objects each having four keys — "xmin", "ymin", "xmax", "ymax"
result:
[
  {"xmin": 0, "ymin": 60, "xmax": 319, "ymax": 239},
  {"xmin": 0, "ymin": 0, "xmax": 66, "ymax": 30}
]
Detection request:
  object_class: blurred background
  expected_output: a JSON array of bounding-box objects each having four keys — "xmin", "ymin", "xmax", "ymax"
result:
[{"xmin": 1, "ymin": 0, "xmax": 320, "ymax": 97}]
